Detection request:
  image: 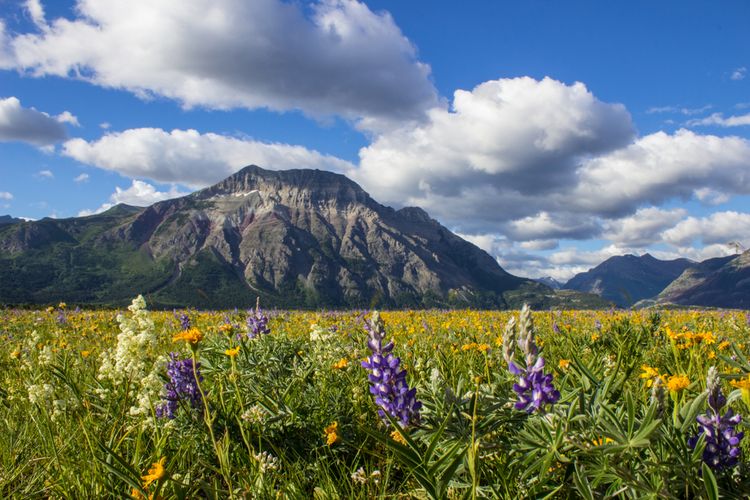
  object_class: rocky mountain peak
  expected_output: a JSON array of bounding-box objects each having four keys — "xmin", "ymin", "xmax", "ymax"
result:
[{"xmin": 197, "ymin": 165, "xmax": 372, "ymax": 208}]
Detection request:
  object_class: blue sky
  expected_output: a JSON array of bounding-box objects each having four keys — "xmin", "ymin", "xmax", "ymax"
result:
[{"xmin": 0, "ymin": 0, "xmax": 748, "ymax": 280}]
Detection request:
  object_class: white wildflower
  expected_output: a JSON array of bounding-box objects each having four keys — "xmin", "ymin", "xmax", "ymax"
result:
[{"xmin": 254, "ymin": 451, "xmax": 279, "ymax": 473}]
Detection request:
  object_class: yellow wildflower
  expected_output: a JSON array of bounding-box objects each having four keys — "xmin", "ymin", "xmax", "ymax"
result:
[
  {"xmin": 639, "ymin": 365, "xmax": 660, "ymax": 387},
  {"xmin": 58, "ymin": 302, "xmax": 66, "ymax": 310},
  {"xmin": 141, "ymin": 457, "xmax": 166, "ymax": 489},
  {"xmin": 324, "ymin": 421, "xmax": 339, "ymax": 446},
  {"xmin": 218, "ymin": 323, "xmax": 234, "ymax": 335},
  {"xmin": 666, "ymin": 375, "xmax": 690, "ymax": 393},
  {"xmin": 332, "ymin": 357, "xmax": 348, "ymax": 370},
  {"xmin": 390, "ymin": 429, "xmax": 408, "ymax": 446},
  {"xmin": 225, "ymin": 346, "xmax": 240, "ymax": 358},
  {"xmin": 730, "ymin": 375, "xmax": 750, "ymax": 406},
  {"xmin": 45, "ymin": 306, "xmax": 54, "ymax": 313},
  {"xmin": 10, "ymin": 350, "xmax": 21, "ymax": 360},
  {"xmin": 718, "ymin": 341, "xmax": 731, "ymax": 351},
  {"xmin": 730, "ymin": 375, "xmax": 750, "ymax": 390},
  {"xmin": 558, "ymin": 359, "xmax": 571, "ymax": 370},
  {"xmin": 592, "ymin": 437, "xmax": 614, "ymax": 446},
  {"xmin": 81, "ymin": 350, "xmax": 91, "ymax": 358},
  {"xmin": 172, "ymin": 328, "xmax": 203, "ymax": 345}
]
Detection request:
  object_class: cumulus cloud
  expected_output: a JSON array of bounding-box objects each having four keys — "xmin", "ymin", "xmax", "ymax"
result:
[
  {"xmin": 79, "ymin": 179, "xmax": 188, "ymax": 216},
  {"xmin": 352, "ymin": 77, "xmax": 750, "ymax": 245},
  {"xmin": 355, "ymin": 77, "xmax": 634, "ymax": 207},
  {"xmin": 36, "ymin": 169, "xmax": 53, "ymax": 178},
  {"xmin": 0, "ymin": 96, "xmax": 73, "ymax": 145},
  {"xmin": 0, "ymin": 191, "xmax": 13, "ymax": 200},
  {"xmin": 62, "ymin": 127, "xmax": 356, "ymax": 188},
  {"xmin": 73, "ymin": 173, "xmax": 89, "ymax": 183},
  {"xmin": 661, "ymin": 211, "xmax": 750, "ymax": 247},
  {"xmin": 731, "ymin": 67, "xmax": 747, "ymax": 81},
  {"xmin": 571, "ymin": 129, "xmax": 750, "ymax": 217},
  {"xmin": 602, "ymin": 207, "xmax": 687, "ymax": 247},
  {"xmin": 687, "ymin": 112, "xmax": 750, "ymax": 127},
  {"xmin": 5, "ymin": 0, "xmax": 437, "ymax": 128}
]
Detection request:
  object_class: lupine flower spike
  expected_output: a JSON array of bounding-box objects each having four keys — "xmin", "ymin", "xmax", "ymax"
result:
[
  {"xmin": 503, "ymin": 304, "xmax": 560, "ymax": 413},
  {"xmin": 246, "ymin": 297, "xmax": 270, "ymax": 339},
  {"xmin": 156, "ymin": 353, "xmax": 204, "ymax": 419},
  {"xmin": 361, "ymin": 311, "xmax": 421, "ymax": 427},
  {"xmin": 688, "ymin": 366, "xmax": 743, "ymax": 471}
]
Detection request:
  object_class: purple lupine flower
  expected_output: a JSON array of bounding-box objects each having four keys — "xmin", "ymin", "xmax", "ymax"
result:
[
  {"xmin": 688, "ymin": 367, "xmax": 743, "ymax": 471},
  {"xmin": 56, "ymin": 309, "xmax": 67, "ymax": 325},
  {"xmin": 178, "ymin": 312, "xmax": 191, "ymax": 331},
  {"xmin": 361, "ymin": 312, "xmax": 421, "ymax": 427},
  {"xmin": 503, "ymin": 304, "xmax": 560, "ymax": 414},
  {"xmin": 156, "ymin": 353, "xmax": 203, "ymax": 419},
  {"xmin": 246, "ymin": 304, "xmax": 270, "ymax": 339}
]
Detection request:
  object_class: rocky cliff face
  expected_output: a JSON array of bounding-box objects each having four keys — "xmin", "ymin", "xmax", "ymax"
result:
[{"xmin": 0, "ymin": 165, "xmax": 544, "ymax": 308}]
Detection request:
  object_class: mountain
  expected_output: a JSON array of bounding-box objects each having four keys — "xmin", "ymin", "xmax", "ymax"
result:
[
  {"xmin": 0, "ymin": 165, "xmax": 587, "ymax": 309},
  {"xmin": 563, "ymin": 253, "xmax": 694, "ymax": 307},
  {"xmin": 534, "ymin": 276, "xmax": 563, "ymax": 290},
  {"xmin": 650, "ymin": 252, "xmax": 750, "ymax": 308},
  {"xmin": 0, "ymin": 215, "xmax": 23, "ymax": 226}
]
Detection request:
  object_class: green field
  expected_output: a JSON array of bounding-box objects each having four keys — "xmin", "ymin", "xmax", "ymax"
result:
[{"xmin": 2, "ymin": 298, "xmax": 749, "ymax": 498}]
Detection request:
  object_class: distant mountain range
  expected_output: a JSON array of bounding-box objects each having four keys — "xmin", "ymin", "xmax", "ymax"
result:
[
  {"xmin": 0, "ymin": 165, "xmax": 606, "ymax": 309},
  {"xmin": 563, "ymin": 252, "xmax": 749, "ymax": 309},
  {"xmin": 534, "ymin": 276, "xmax": 563, "ymax": 290},
  {"xmin": 563, "ymin": 254, "xmax": 694, "ymax": 307}
]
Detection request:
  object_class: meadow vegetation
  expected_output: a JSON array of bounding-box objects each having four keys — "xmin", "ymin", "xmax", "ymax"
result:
[{"xmin": 2, "ymin": 298, "xmax": 750, "ymax": 498}]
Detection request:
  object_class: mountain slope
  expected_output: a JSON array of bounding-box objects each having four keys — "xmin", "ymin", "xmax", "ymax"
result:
[
  {"xmin": 653, "ymin": 252, "xmax": 750, "ymax": 308},
  {"xmin": 1, "ymin": 165, "xmax": 564, "ymax": 309},
  {"xmin": 563, "ymin": 254, "xmax": 694, "ymax": 307}
]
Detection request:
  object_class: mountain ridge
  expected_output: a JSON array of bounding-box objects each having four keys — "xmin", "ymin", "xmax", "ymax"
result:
[
  {"xmin": 2, "ymin": 165, "xmax": 602, "ymax": 309},
  {"xmin": 563, "ymin": 253, "xmax": 695, "ymax": 307}
]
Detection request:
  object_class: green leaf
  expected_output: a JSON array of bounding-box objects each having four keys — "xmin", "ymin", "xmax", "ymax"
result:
[
  {"xmin": 679, "ymin": 392, "xmax": 708, "ymax": 432},
  {"xmin": 702, "ymin": 463, "xmax": 719, "ymax": 500}
]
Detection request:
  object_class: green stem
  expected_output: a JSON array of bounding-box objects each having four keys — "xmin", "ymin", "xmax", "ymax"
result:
[{"xmin": 192, "ymin": 349, "xmax": 234, "ymax": 496}]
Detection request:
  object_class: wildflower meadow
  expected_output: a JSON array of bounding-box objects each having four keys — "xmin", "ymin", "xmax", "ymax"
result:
[{"xmin": 2, "ymin": 298, "xmax": 750, "ymax": 498}]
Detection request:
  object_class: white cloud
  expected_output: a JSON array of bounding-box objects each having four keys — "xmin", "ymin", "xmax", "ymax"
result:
[
  {"xmin": 353, "ymin": 76, "xmax": 634, "ymax": 232},
  {"xmin": 5, "ymin": 0, "xmax": 437, "ymax": 129},
  {"xmin": 73, "ymin": 173, "xmax": 89, "ymax": 183},
  {"xmin": 687, "ymin": 112, "xmax": 750, "ymax": 127},
  {"xmin": 0, "ymin": 191, "xmax": 13, "ymax": 200},
  {"xmin": 661, "ymin": 211, "xmax": 750, "ymax": 247},
  {"xmin": 24, "ymin": 0, "xmax": 46, "ymax": 28},
  {"xmin": 505, "ymin": 212, "xmax": 601, "ymax": 241},
  {"xmin": 37, "ymin": 169, "xmax": 53, "ymax": 178},
  {"xmin": 572, "ymin": 130, "xmax": 750, "ymax": 217},
  {"xmin": 99, "ymin": 122, "xmax": 111, "ymax": 129},
  {"xmin": 646, "ymin": 104, "xmax": 712, "ymax": 116},
  {"xmin": 731, "ymin": 67, "xmax": 747, "ymax": 81},
  {"xmin": 62, "ymin": 127, "xmax": 356, "ymax": 188},
  {"xmin": 602, "ymin": 207, "xmax": 687, "ymax": 247},
  {"xmin": 0, "ymin": 96, "xmax": 72, "ymax": 145},
  {"xmin": 694, "ymin": 187, "xmax": 730, "ymax": 206},
  {"xmin": 352, "ymin": 77, "xmax": 750, "ymax": 244},
  {"xmin": 55, "ymin": 110, "xmax": 80, "ymax": 126},
  {"xmin": 79, "ymin": 179, "xmax": 188, "ymax": 216}
]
